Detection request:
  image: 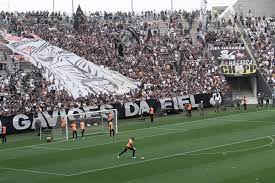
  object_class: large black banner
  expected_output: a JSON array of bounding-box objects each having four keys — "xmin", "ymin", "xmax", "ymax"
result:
[
  {"xmin": 210, "ymin": 46, "xmax": 256, "ymax": 75},
  {"xmin": 0, "ymin": 93, "xmax": 220, "ymax": 134}
]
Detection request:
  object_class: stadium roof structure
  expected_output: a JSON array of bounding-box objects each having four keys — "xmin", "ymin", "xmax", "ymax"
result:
[
  {"xmin": 234, "ymin": 0, "xmax": 275, "ymax": 17},
  {"xmin": 217, "ymin": 0, "xmax": 274, "ymax": 19}
]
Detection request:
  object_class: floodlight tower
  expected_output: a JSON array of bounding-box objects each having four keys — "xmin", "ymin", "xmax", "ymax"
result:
[
  {"xmin": 171, "ymin": 0, "xmax": 174, "ymax": 12},
  {"xmin": 72, "ymin": 0, "xmax": 74, "ymax": 15},
  {"xmin": 131, "ymin": 0, "xmax": 134, "ymax": 12},
  {"xmin": 53, "ymin": 0, "xmax": 55, "ymax": 12},
  {"xmin": 200, "ymin": 0, "xmax": 208, "ymax": 33},
  {"xmin": 8, "ymin": 0, "xmax": 10, "ymax": 12}
]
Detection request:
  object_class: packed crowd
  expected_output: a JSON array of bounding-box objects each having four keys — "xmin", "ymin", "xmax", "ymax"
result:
[
  {"xmin": 205, "ymin": 29, "xmax": 242, "ymax": 46},
  {"xmin": 241, "ymin": 16, "xmax": 275, "ymax": 88},
  {"xmin": 0, "ymin": 10, "xmax": 231, "ymax": 116}
]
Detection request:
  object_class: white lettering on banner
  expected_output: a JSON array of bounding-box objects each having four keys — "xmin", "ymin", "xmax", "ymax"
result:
[
  {"xmin": 124, "ymin": 102, "xmax": 139, "ymax": 117},
  {"xmin": 189, "ymin": 95, "xmax": 199, "ymax": 108},
  {"xmin": 221, "ymin": 60, "xmax": 253, "ymax": 66},
  {"xmin": 42, "ymin": 111, "xmax": 59, "ymax": 127},
  {"xmin": 35, "ymin": 112, "xmax": 48, "ymax": 128},
  {"xmin": 172, "ymin": 97, "xmax": 179, "ymax": 110},
  {"xmin": 67, "ymin": 108, "xmax": 85, "ymax": 121},
  {"xmin": 159, "ymin": 98, "xmax": 173, "ymax": 110},
  {"xmin": 139, "ymin": 100, "xmax": 150, "ymax": 114},
  {"xmin": 100, "ymin": 104, "xmax": 114, "ymax": 118},
  {"xmin": 9, "ymin": 95, "xmax": 203, "ymax": 131},
  {"xmin": 82, "ymin": 105, "xmax": 99, "ymax": 118},
  {"xmin": 31, "ymin": 111, "xmax": 59, "ymax": 129},
  {"xmin": 176, "ymin": 95, "xmax": 190, "ymax": 109},
  {"xmin": 210, "ymin": 46, "xmax": 245, "ymax": 50},
  {"xmin": 13, "ymin": 114, "xmax": 31, "ymax": 130}
]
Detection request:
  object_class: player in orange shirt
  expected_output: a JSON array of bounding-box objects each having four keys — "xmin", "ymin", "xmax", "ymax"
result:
[
  {"xmin": 80, "ymin": 120, "xmax": 85, "ymax": 139},
  {"xmin": 71, "ymin": 122, "xmax": 77, "ymax": 140},
  {"xmin": 60, "ymin": 117, "xmax": 66, "ymax": 137},
  {"xmin": 149, "ymin": 106, "xmax": 154, "ymax": 123},
  {"xmin": 118, "ymin": 137, "xmax": 136, "ymax": 159},
  {"xmin": 108, "ymin": 112, "xmax": 115, "ymax": 137}
]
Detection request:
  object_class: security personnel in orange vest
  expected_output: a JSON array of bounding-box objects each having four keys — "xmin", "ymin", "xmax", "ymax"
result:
[
  {"xmin": 80, "ymin": 120, "xmax": 85, "ymax": 139},
  {"xmin": 187, "ymin": 103, "xmax": 192, "ymax": 117},
  {"xmin": 149, "ymin": 107, "xmax": 154, "ymax": 123},
  {"xmin": 118, "ymin": 137, "xmax": 136, "ymax": 159},
  {"xmin": 2, "ymin": 125, "xmax": 7, "ymax": 143},
  {"xmin": 71, "ymin": 122, "xmax": 77, "ymax": 140}
]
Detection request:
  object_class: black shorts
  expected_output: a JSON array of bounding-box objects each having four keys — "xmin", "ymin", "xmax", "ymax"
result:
[{"xmin": 127, "ymin": 146, "xmax": 135, "ymax": 151}]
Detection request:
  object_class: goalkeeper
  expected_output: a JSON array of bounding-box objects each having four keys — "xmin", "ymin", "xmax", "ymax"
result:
[{"xmin": 118, "ymin": 137, "xmax": 136, "ymax": 159}]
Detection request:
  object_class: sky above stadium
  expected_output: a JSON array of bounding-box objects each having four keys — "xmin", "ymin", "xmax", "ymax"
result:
[{"xmin": 0, "ymin": 0, "xmax": 234, "ymax": 13}]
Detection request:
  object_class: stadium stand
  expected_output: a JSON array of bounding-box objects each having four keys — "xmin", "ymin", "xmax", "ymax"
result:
[{"xmin": 0, "ymin": 10, "xmax": 231, "ymax": 116}]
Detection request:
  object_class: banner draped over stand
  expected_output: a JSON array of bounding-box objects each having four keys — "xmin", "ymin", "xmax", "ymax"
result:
[
  {"xmin": 1, "ymin": 93, "xmax": 218, "ymax": 134},
  {"xmin": 3, "ymin": 34, "xmax": 138, "ymax": 98}
]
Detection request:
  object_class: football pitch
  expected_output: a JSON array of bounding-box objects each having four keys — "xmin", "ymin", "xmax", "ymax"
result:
[{"xmin": 0, "ymin": 107, "xmax": 275, "ymax": 183}]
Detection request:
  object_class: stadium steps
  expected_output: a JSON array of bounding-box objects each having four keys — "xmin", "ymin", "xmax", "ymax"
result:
[
  {"xmin": 158, "ymin": 17, "xmax": 188, "ymax": 35},
  {"xmin": 158, "ymin": 21, "xmax": 169, "ymax": 35},
  {"xmin": 189, "ymin": 18, "xmax": 200, "ymax": 44}
]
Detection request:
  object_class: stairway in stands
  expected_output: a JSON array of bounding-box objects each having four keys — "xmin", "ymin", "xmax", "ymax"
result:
[{"xmin": 158, "ymin": 16, "xmax": 189, "ymax": 36}]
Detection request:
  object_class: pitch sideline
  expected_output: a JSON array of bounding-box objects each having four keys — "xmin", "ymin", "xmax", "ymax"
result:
[
  {"xmin": 0, "ymin": 109, "xmax": 271, "ymax": 153},
  {"xmin": 0, "ymin": 134, "xmax": 273, "ymax": 177},
  {"xmin": 68, "ymin": 135, "xmax": 275, "ymax": 176}
]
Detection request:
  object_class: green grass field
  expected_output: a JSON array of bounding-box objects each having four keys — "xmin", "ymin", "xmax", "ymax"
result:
[{"xmin": 0, "ymin": 106, "xmax": 275, "ymax": 183}]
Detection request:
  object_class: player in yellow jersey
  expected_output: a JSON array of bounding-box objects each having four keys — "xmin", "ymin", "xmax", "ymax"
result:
[
  {"xmin": 108, "ymin": 112, "xmax": 115, "ymax": 137},
  {"xmin": 80, "ymin": 120, "xmax": 85, "ymax": 139},
  {"xmin": 118, "ymin": 137, "xmax": 136, "ymax": 159}
]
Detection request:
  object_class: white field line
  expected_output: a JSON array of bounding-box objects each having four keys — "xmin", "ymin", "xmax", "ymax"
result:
[
  {"xmin": 0, "ymin": 166, "xmax": 68, "ymax": 176},
  {"xmin": 189, "ymin": 137, "xmax": 274, "ymax": 155},
  {"xmin": 31, "ymin": 130, "xmax": 188, "ymax": 151},
  {"xmin": 0, "ymin": 109, "xmax": 271, "ymax": 153},
  {"xmin": 68, "ymin": 135, "xmax": 275, "ymax": 177},
  {"xmin": 31, "ymin": 146, "xmax": 68, "ymax": 151},
  {"xmin": 0, "ymin": 139, "xmax": 68, "ymax": 152},
  {"xmin": 1, "ymin": 134, "xmax": 273, "ymax": 177},
  {"xmin": 29, "ymin": 109, "xmax": 274, "ymax": 147}
]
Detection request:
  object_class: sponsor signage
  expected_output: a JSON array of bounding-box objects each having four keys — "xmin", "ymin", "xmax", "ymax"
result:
[
  {"xmin": 220, "ymin": 64, "xmax": 257, "ymax": 75},
  {"xmin": 210, "ymin": 46, "xmax": 256, "ymax": 75}
]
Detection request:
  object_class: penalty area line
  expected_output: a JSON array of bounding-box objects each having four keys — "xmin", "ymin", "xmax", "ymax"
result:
[
  {"xmin": 31, "ymin": 130, "xmax": 188, "ymax": 151},
  {"xmin": 68, "ymin": 134, "xmax": 274, "ymax": 177},
  {"xmin": 0, "ymin": 167, "xmax": 69, "ymax": 177}
]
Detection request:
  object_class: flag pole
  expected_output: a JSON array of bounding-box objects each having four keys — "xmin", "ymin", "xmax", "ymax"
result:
[
  {"xmin": 53, "ymin": 0, "xmax": 55, "ymax": 12},
  {"xmin": 131, "ymin": 0, "xmax": 134, "ymax": 12},
  {"xmin": 171, "ymin": 0, "xmax": 173, "ymax": 12},
  {"xmin": 72, "ymin": 0, "xmax": 74, "ymax": 15},
  {"xmin": 8, "ymin": 0, "xmax": 11, "ymax": 12}
]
